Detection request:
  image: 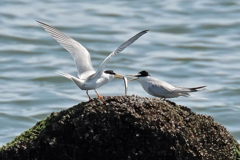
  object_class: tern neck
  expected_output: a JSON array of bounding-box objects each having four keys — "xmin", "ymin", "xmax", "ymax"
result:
[
  {"xmin": 136, "ymin": 76, "xmax": 149, "ymax": 83},
  {"xmin": 103, "ymin": 73, "xmax": 115, "ymax": 82}
]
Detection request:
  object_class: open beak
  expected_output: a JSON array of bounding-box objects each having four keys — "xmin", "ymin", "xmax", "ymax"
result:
[
  {"xmin": 114, "ymin": 74, "xmax": 124, "ymax": 79},
  {"xmin": 126, "ymin": 74, "xmax": 138, "ymax": 81},
  {"xmin": 127, "ymin": 74, "xmax": 138, "ymax": 77}
]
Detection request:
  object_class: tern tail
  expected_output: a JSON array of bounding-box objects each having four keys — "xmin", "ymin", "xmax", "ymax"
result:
[
  {"xmin": 56, "ymin": 70, "xmax": 84, "ymax": 88},
  {"xmin": 56, "ymin": 70, "xmax": 73, "ymax": 81},
  {"xmin": 176, "ymin": 85, "xmax": 206, "ymax": 93},
  {"xmin": 188, "ymin": 86, "xmax": 206, "ymax": 92}
]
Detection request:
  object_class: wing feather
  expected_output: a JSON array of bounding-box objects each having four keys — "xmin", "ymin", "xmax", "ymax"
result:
[
  {"xmin": 148, "ymin": 79, "xmax": 175, "ymax": 95},
  {"xmin": 92, "ymin": 29, "xmax": 149, "ymax": 79},
  {"xmin": 37, "ymin": 21, "xmax": 95, "ymax": 79}
]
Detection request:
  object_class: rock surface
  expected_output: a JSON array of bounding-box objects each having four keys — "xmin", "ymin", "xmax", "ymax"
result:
[{"xmin": 0, "ymin": 95, "xmax": 239, "ymax": 160}]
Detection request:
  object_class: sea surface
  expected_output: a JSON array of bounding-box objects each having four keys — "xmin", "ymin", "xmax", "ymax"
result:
[{"xmin": 0, "ymin": 0, "xmax": 240, "ymax": 146}]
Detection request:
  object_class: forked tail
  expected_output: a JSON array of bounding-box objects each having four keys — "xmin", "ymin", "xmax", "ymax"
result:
[
  {"xmin": 56, "ymin": 70, "xmax": 84, "ymax": 89},
  {"xmin": 188, "ymin": 86, "xmax": 206, "ymax": 92},
  {"xmin": 56, "ymin": 70, "xmax": 73, "ymax": 81},
  {"xmin": 176, "ymin": 85, "xmax": 206, "ymax": 93}
]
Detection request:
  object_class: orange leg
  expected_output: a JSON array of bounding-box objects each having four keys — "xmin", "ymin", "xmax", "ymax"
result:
[
  {"xmin": 95, "ymin": 90, "xmax": 102, "ymax": 98},
  {"xmin": 86, "ymin": 91, "xmax": 92, "ymax": 100}
]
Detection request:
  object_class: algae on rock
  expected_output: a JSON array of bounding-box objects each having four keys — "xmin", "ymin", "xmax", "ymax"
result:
[{"xmin": 0, "ymin": 95, "xmax": 239, "ymax": 160}]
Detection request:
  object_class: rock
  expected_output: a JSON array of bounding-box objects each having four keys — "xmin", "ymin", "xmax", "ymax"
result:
[{"xmin": 0, "ymin": 95, "xmax": 239, "ymax": 160}]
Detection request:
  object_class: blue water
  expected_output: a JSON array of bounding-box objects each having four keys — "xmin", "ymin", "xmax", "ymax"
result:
[{"xmin": 0, "ymin": 1, "xmax": 240, "ymax": 146}]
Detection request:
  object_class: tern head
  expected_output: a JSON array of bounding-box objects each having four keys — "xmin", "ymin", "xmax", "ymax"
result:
[
  {"xmin": 127, "ymin": 70, "xmax": 150, "ymax": 81},
  {"xmin": 104, "ymin": 70, "xmax": 124, "ymax": 79}
]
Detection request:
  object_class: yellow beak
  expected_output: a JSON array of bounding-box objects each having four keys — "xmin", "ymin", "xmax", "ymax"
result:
[
  {"xmin": 126, "ymin": 74, "xmax": 138, "ymax": 82},
  {"xmin": 127, "ymin": 74, "xmax": 138, "ymax": 77},
  {"xmin": 128, "ymin": 78, "xmax": 137, "ymax": 82},
  {"xmin": 114, "ymin": 74, "xmax": 124, "ymax": 79}
]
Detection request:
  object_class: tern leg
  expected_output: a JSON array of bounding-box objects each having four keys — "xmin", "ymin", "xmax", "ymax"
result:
[
  {"xmin": 86, "ymin": 91, "xmax": 92, "ymax": 100},
  {"xmin": 94, "ymin": 90, "xmax": 102, "ymax": 98}
]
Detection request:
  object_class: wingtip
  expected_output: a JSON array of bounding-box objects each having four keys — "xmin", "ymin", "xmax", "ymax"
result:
[
  {"xmin": 36, "ymin": 20, "xmax": 41, "ymax": 24},
  {"xmin": 36, "ymin": 20, "xmax": 44, "ymax": 26},
  {"xmin": 197, "ymin": 86, "xmax": 207, "ymax": 91},
  {"xmin": 142, "ymin": 29, "xmax": 149, "ymax": 33},
  {"xmin": 36, "ymin": 20, "xmax": 50, "ymax": 27}
]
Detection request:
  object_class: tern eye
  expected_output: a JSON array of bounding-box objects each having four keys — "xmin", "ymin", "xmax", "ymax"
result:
[{"xmin": 104, "ymin": 70, "xmax": 115, "ymax": 75}]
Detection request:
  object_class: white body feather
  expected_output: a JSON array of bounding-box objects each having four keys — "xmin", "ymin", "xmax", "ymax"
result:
[
  {"xmin": 136, "ymin": 76, "xmax": 205, "ymax": 98},
  {"xmin": 37, "ymin": 21, "xmax": 148, "ymax": 94}
]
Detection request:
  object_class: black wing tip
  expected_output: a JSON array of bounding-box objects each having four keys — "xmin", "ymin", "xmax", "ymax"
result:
[
  {"xmin": 194, "ymin": 86, "xmax": 207, "ymax": 89},
  {"xmin": 137, "ymin": 29, "xmax": 149, "ymax": 36},
  {"xmin": 141, "ymin": 29, "xmax": 149, "ymax": 33},
  {"xmin": 190, "ymin": 85, "xmax": 207, "ymax": 92},
  {"xmin": 36, "ymin": 20, "xmax": 51, "ymax": 28},
  {"xmin": 36, "ymin": 20, "xmax": 44, "ymax": 24},
  {"xmin": 36, "ymin": 20, "xmax": 47, "ymax": 27}
]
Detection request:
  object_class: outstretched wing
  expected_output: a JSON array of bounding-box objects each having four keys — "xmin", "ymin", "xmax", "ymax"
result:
[
  {"xmin": 37, "ymin": 21, "xmax": 95, "ymax": 79},
  {"xmin": 91, "ymin": 29, "xmax": 149, "ymax": 79}
]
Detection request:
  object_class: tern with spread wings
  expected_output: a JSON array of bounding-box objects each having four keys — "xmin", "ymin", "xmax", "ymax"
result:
[{"xmin": 37, "ymin": 21, "xmax": 148, "ymax": 99}]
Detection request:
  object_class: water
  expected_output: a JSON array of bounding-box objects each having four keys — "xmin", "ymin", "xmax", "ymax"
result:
[{"xmin": 0, "ymin": 0, "xmax": 240, "ymax": 146}]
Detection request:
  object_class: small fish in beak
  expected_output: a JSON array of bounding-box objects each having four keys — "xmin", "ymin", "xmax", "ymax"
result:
[
  {"xmin": 123, "ymin": 76, "xmax": 128, "ymax": 95},
  {"xmin": 114, "ymin": 73, "xmax": 128, "ymax": 95}
]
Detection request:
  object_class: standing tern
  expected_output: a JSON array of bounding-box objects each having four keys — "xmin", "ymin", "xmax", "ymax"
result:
[
  {"xmin": 128, "ymin": 70, "xmax": 206, "ymax": 100},
  {"xmin": 37, "ymin": 21, "xmax": 148, "ymax": 99}
]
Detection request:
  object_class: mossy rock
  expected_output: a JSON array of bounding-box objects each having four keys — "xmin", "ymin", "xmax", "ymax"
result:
[{"xmin": 0, "ymin": 95, "xmax": 239, "ymax": 160}]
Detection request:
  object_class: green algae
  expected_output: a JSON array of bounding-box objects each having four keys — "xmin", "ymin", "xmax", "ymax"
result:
[
  {"xmin": 0, "ymin": 116, "xmax": 48, "ymax": 151},
  {"xmin": 235, "ymin": 146, "xmax": 240, "ymax": 160}
]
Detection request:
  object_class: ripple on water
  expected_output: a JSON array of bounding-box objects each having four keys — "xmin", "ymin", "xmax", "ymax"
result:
[{"xmin": 0, "ymin": 1, "xmax": 240, "ymax": 146}]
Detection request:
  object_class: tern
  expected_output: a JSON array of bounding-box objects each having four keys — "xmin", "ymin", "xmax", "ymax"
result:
[
  {"xmin": 128, "ymin": 70, "xmax": 206, "ymax": 100},
  {"xmin": 37, "ymin": 21, "xmax": 148, "ymax": 99}
]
